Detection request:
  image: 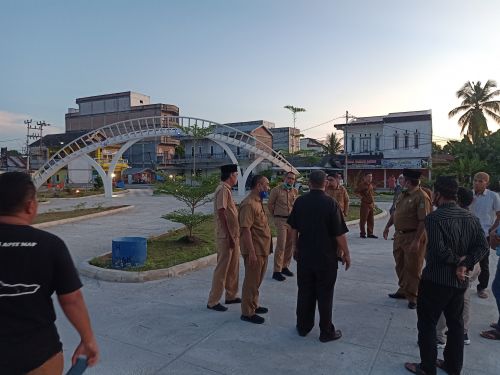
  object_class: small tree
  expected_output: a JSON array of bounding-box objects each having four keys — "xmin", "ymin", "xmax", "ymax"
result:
[
  {"xmin": 323, "ymin": 132, "xmax": 343, "ymax": 155},
  {"xmin": 158, "ymin": 175, "xmax": 219, "ymax": 242}
]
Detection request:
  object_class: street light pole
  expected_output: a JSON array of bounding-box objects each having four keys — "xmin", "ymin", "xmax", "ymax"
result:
[{"xmin": 344, "ymin": 110, "xmax": 348, "ymax": 186}]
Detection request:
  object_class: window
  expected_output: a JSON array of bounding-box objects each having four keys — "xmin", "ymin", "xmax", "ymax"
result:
[
  {"xmin": 191, "ymin": 146, "xmax": 194, "ymax": 156},
  {"xmin": 404, "ymin": 133, "xmax": 409, "ymax": 149},
  {"xmin": 210, "ymin": 146, "xmax": 214, "ymax": 156},
  {"xmin": 414, "ymin": 132, "xmax": 419, "ymax": 149},
  {"xmin": 198, "ymin": 146, "xmax": 202, "ymax": 155},
  {"xmin": 237, "ymin": 147, "xmax": 240, "ymax": 156},
  {"xmin": 361, "ymin": 137, "xmax": 370, "ymax": 153},
  {"xmin": 351, "ymin": 136, "xmax": 355, "ymax": 153},
  {"xmin": 223, "ymin": 149, "xmax": 227, "ymax": 156},
  {"xmin": 394, "ymin": 133, "xmax": 399, "ymax": 150},
  {"xmin": 375, "ymin": 134, "xmax": 380, "ymax": 151}
]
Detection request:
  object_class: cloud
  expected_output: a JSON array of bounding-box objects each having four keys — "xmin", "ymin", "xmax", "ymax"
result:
[{"xmin": 0, "ymin": 110, "xmax": 63, "ymax": 150}]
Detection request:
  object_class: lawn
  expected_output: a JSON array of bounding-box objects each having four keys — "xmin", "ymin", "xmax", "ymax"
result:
[
  {"xmin": 34, "ymin": 205, "xmax": 129, "ymax": 224},
  {"xmin": 37, "ymin": 187, "xmax": 124, "ymax": 199},
  {"xmin": 89, "ymin": 216, "xmax": 216, "ymax": 271}
]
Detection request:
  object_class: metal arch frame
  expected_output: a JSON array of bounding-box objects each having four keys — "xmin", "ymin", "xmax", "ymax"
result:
[{"xmin": 32, "ymin": 116, "xmax": 298, "ymax": 198}]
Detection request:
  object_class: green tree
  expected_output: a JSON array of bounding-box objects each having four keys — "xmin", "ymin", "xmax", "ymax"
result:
[
  {"xmin": 448, "ymin": 80, "xmax": 500, "ymax": 143},
  {"xmin": 323, "ymin": 132, "xmax": 343, "ymax": 155},
  {"xmin": 157, "ymin": 175, "xmax": 218, "ymax": 242},
  {"xmin": 284, "ymin": 105, "xmax": 306, "ymax": 129},
  {"xmin": 432, "ymin": 142, "xmax": 443, "ymax": 154}
]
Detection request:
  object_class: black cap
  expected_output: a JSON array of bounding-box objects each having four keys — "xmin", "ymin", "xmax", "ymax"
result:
[
  {"xmin": 220, "ymin": 164, "xmax": 238, "ymax": 173},
  {"xmin": 403, "ymin": 169, "xmax": 421, "ymax": 179}
]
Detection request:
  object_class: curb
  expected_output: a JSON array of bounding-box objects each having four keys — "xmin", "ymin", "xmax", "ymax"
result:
[
  {"xmin": 79, "ymin": 253, "xmax": 217, "ymax": 283},
  {"xmin": 38, "ymin": 189, "xmax": 129, "ymax": 201},
  {"xmin": 34, "ymin": 205, "xmax": 134, "ymax": 229}
]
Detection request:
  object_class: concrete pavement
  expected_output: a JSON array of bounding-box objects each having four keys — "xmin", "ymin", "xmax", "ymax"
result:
[{"xmin": 41, "ymin": 189, "xmax": 499, "ymax": 374}]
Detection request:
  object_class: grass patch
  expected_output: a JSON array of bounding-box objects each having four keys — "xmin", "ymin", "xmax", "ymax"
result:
[
  {"xmin": 90, "ymin": 216, "xmax": 216, "ymax": 271},
  {"xmin": 37, "ymin": 188, "xmax": 124, "ymax": 199},
  {"xmin": 346, "ymin": 204, "xmax": 382, "ymax": 221},
  {"xmin": 34, "ymin": 205, "xmax": 129, "ymax": 224}
]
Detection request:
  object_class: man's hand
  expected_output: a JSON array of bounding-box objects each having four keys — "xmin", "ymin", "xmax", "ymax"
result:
[
  {"xmin": 456, "ymin": 265, "xmax": 468, "ymax": 282},
  {"xmin": 489, "ymin": 231, "xmax": 500, "ymax": 248},
  {"xmin": 248, "ymin": 251, "xmax": 257, "ymax": 266},
  {"xmin": 337, "ymin": 248, "xmax": 351, "ymax": 271},
  {"xmin": 72, "ymin": 337, "xmax": 99, "ymax": 366},
  {"xmin": 383, "ymin": 227, "xmax": 389, "ymax": 240},
  {"xmin": 228, "ymin": 235, "xmax": 235, "ymax": 249}
]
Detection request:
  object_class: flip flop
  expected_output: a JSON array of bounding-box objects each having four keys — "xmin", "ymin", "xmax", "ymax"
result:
[
  {"xmin": 480, "ymin": 329, "xmax": 500, "ymax": 340},
  {"xmin": 404, "ymin": 362, "xmax": 428, "ymax": 374}
]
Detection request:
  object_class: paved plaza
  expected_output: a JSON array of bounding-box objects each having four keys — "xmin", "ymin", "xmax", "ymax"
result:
[{"xmin": 41, "ymin": 189, "xmax": 499, "ymax": 374}]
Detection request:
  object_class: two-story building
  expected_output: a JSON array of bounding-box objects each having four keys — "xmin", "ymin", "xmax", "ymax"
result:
[
  {"xmin": 270, "ymin": 127, "xmax": 301, "ymax": 153},
  {"xmin": 334, "ymin": 110, "xmax": 432, "ymax": 187}
]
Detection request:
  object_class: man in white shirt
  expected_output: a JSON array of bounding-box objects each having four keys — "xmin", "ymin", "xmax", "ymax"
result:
[{"xmin": 470, "ymin": 172, "xmax": 500, "ymax": 298}]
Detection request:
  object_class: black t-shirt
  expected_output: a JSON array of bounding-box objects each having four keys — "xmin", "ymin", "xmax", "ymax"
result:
[
  {"xmin": 0, "ymin": 224, "xmax": 82, "ymax": 373},
  {"xmin": 288, "ymin": 190, "xmax": 349, "ymax": 269}
]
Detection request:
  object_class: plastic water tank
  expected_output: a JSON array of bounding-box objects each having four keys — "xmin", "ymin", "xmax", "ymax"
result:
[{"xmin": 112, "ymin": 237, "xmax": 147, "ymax": 269}]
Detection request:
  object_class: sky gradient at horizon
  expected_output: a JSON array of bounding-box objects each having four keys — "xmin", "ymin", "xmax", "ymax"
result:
[{"xmin": 1, "ymin": 0, "xmax": 499, "ymax": 151}]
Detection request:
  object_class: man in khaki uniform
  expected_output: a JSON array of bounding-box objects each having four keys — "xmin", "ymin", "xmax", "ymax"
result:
[
  {"xmin": 383, "ymin": 169, "xmax": 431, "ymax": 309},
  {"xmin": 268, "ymin": 171, "xmax": 298, "ymax": 281},
  {"xmin": 325, "ymin": 173, "xmax": 350, "ymax": 217},
  {"xmin": 239, "ymin": 175, "xmax": 272, "ymax": 324},
  {"xmin": 355, "ymin": 172, "xmax": 377, "ymax": 238},
  {"xmin": 207, "ymin": 164, "xmax": 241, "ymax": 312}
]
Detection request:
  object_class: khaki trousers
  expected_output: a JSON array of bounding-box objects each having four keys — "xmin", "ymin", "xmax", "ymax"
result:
[
  {"xmin": 273, "ymin": 217, "xmax": 293, "ymax": 272},
  {"xmin": 207, "ymin": 237, "xmax": 240, "ymax": 306},
  {"xmin": 359, "ymin": 202, "xmax": 374, "ymax": 236},
  {"xmin": 27, "ymin": 351, "xmax": 64, "ymax": 375},
  {"xmin": 393, "ymin": 232, "xmax": 426, "ymax": 303},
  {"xmin": 241, "ymin": 255, "xmax": 268, "ymax": 316}
]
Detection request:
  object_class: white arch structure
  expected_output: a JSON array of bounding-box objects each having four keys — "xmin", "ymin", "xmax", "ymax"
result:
[{"xmin": 32, "ymin": 116, "xmax": 298, "ymax": 198}]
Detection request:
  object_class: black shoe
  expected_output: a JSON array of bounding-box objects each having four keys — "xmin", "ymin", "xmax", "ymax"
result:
[
  {"xmin": 241, "ymin": 314, "xmax": 265, "ymax": 324},
  {"xmin": 225, "ymin": 298, "xmax": 242, "ymax": 304},
  {"xmin": 281, "ymin": 268, "xmax": 294, "ymax": 277},
  {"xmin": 319, "ymin": 329, "xmax": 342, "ymax": 343},
  {"xmin": 388, "ymin": 292, "xmax": 406, "ymax": 299},
  {"xmin": 367, "ymin": 234, "xmax": 378, "ymax": 239},
  {"xmin": 408, "ymin": 302, "xmax": 417, "ymax": 309},
  {"xmin": 255, "ymin": 306, "xmax": 268, "ymax": 314},
  {"xmin": 360, "ymin": 234, "xmax": 367, "ymax": 238},
  {"xmin": 272, "ymin": 272, "xmax": 286, "ymax": 281},
  {"xmin": 207, "ymin": 303, "xmax": 227, "ymax": 312},
  {"xmin": 296, "ymin": 326, "xmax": 310, "ymax": 337}
]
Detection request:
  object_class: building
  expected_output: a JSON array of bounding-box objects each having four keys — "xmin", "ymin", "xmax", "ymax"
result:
[
  {"xmin": 300, "ymin": 137, "xmax": 324, "ymax": 154},
  {"xmin": 0, "ymin": 148, "xmax": 26, "ymax": 172},
  {"xmin": 269, "ymin": 127, "xmax": 301, "ymax": 153},
  {"xmin": 164, "ymin": 120, "xmax": 274, "ymax": 181},
  {"xmin": 334, "ymin": 110, "xmax": 432, "ymax": 187}
]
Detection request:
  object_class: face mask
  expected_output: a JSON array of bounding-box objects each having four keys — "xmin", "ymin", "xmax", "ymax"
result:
[
  {"xmin": 283, "ymin": 183, "xmax": 293, "ymax": 190},
  {"xmin": 259, "ymin": 191, "xmax": 269, "ymax": 200}
]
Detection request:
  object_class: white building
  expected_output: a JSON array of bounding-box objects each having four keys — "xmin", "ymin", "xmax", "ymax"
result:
[
  {"xmin": 334, "ymin": 110, "xmax": 432, "ymax": 187},
  {"xmin": 300, "ymin": 137, "xmax": 324, "ymax": 154}
]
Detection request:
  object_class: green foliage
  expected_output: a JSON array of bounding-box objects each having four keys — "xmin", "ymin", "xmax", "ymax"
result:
[
  {"xmin": 94, "ymin": 175, "xmax": 103, "ymax": 189},
  {"xmin": 449, "ymin": 80, "xmax": 500, "ymax": 143},
  {"xmin": 162, "ymin": 210, "xmax": 213, "ymax": 239},
  {"xmin": 323, "ymin": 132, "xmax": 343, "ymax": 155},
  {"xmin": 157, "ymin": 174, "xmax": 219, "ymax": 240}
]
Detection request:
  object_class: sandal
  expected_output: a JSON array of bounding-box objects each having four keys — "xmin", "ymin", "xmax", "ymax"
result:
[
  {"xmin": 404, "ymin": 362, "xmax": 428, "ymax": 374},
  {"xmin": 480, "ymin": 329, "xmax": 500, "ymax": 340}
]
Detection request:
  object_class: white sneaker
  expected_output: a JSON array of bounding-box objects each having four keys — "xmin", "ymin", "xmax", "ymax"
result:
[{"xmin": 464, "ymin": 333, "xmax": 470, "ymax": 345}]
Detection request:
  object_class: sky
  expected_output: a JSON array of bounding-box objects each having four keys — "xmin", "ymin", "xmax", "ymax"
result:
[{"xmin": 1, "ymin": 0, "xmax": 499, "ymax": 151}]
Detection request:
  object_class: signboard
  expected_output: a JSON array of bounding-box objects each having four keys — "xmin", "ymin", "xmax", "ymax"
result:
[{"xmin": 382, "ymin": 159, "xmax": 428, "ymax": 169}]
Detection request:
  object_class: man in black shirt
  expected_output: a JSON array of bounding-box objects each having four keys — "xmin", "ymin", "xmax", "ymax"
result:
[
  {"xmin": 404, "ymin": 176, "xmax": 489, "ymax": 375},
  {"xmin": 0, "ymin": 172, "xmax": 99, "ymax": 374},
  {"xmin": 288, "ymin": 170, "xmax": 351, "ymax": 343}
]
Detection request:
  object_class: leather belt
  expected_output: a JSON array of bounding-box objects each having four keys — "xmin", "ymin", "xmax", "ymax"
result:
[
  {"xmin": 396, "ymin": 229, "xmax": 417, "ymax": 234},
  {"xmin": 274, "ymin": 215, "xmax": 289, "ymax": 219}
]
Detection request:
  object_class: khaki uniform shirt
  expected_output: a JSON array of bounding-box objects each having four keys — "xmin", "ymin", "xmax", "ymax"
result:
[
  {"xmin": 393, "ymin": 187, "xmax": 432, "ymax": 232},
  {"xmin": 355, "ymin": 182, "xmax": 375, "ymax": 205},
  {"xmin": 325, "ymin": 185, "xmax": 350, "ymax": 215},
  {"xmin": 268, "ymin": 185, "xmax": 298, "ymax": 217},
  {"xmin": 214, "ymin": 182, "xmax": 239, "ymax": 239},
  {"xmin": 239, "ymin": 192, "xmax": 272, "ymax": 256}
]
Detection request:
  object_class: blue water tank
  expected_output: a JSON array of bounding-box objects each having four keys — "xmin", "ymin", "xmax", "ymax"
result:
[{"xmin": 112, "ymin": 237, "xmax": 147, "ymax": 269}]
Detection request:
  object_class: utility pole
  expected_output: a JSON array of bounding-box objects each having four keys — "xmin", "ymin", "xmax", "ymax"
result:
[
  {"xmin": 24, "ymin": 120, "xmax": 50, "ymax": 172},
  {"xmin": 344, "ymin": 110, "xmax": 349, "ymax": 186}
]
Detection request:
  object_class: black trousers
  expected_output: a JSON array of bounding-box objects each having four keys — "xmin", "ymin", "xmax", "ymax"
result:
[
  {"xmin": 296, "ymin": 262, "xmax": 337, "ymax": 335},
  {"xmin": 477, "ymin": 240, "xmax": 490, "ymax": 291},
  {"xmin": 417, "ymin": 280, "xmax": 465, "ymax": 375}
]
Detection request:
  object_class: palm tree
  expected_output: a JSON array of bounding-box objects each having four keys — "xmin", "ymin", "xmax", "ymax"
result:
[
  {"xmin": 448, "ymin": 80, "xmax": 500, "ymax": 143},
  {"xmin": 284, "ymin": 105, "xmax": 306, "ymax": 129},
  {"xmin": 324, "ymin": 132, "xmax": 343, "ymax": 155}
]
